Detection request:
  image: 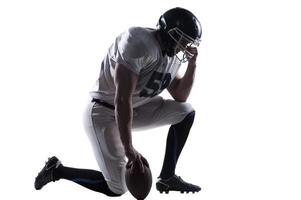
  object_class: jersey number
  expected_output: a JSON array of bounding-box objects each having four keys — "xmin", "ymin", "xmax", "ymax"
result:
[{"xmin": 139, "ymin": 72, "xmax": 171, "ymax": 97}]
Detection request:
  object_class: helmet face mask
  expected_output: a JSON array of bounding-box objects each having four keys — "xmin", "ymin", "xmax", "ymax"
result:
[{"xmin": 168, "ymin": 27, "xmax": 201, "ymax": 63}]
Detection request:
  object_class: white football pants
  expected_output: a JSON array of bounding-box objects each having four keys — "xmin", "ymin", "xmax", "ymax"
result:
[{"xmin": 83, "ymin": 96, "xmax": 194, "ymax": 194}]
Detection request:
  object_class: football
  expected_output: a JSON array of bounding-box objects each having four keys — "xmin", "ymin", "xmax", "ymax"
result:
[{"xmin": 125, "ymin": 159, "xmax": 152, "ymax": 200}]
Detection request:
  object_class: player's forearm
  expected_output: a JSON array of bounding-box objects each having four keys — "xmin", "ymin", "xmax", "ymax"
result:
[
  {"xmin": 115, "ymin": 98, "xmax": 134, "ymax": 151},
  {"xmin": 175, "ymin": 63, "xmax": 196, "ymax": 102}
]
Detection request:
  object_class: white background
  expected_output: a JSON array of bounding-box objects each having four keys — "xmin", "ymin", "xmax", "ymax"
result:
[{"xmin": 0, "ymin": 0, "xmax": 300, "ymax": 199}]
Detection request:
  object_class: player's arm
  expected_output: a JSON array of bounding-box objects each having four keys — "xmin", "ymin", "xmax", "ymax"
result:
[
  {"xmin": 114, "ymin": 63, "xmax": 146, "ymax": 168},
  {"xmin": 167, "ymin": 48, "xmax": 197, "ymax": 102},
  {"xmin": 114, "ymin": 63, "xmax": 138, "ymax": 154},
  {"xmin": 167, "ymin": 64, "xmax": 197, "ymax": 102},
  {"xmin": 167, "ymin": 47, "xmax": 198, "ymax": 102}
]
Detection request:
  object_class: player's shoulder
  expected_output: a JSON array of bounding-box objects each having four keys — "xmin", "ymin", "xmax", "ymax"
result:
[
  {"xmin": 119, "ymin": 27, "xmax": 157, "ymax": 56},
  {"xmin": 123, "ymin": 27, "xmax": 155, "ymax": 45},
  {"xmin": 126, "ymin": 26, "xmax": 153, "ymax": 37}
]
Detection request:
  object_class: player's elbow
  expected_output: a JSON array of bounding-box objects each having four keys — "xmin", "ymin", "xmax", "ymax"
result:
[
  {"xmin": 173, "ymin": 96, "xmax": 187, "ymax": 103},
  {"xmin": 175, "ymin": 99, "xmax": 187, "ymax": 103}
]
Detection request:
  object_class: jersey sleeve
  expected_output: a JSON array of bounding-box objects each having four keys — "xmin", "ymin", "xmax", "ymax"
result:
[{"xmin": 114, "ymin": 27, "xmax": 149, "ymax": 75}]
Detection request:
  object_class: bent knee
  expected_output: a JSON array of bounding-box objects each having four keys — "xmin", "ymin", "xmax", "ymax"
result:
[
  {"xmin": 176, "ymin": 101, "xmax": 195, "ymax": 116},
  {"xmin": 168, "ymin": 102, "xmax": 195, "ymax": 124},
  {"xmin": 107, "ymin": 182, "xmax": 127, "ymax": 196}
]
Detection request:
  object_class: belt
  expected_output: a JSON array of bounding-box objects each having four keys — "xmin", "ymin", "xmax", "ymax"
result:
[{"xmin": 91, "ymin": 98, "xmax": 115, "ymax": 110}]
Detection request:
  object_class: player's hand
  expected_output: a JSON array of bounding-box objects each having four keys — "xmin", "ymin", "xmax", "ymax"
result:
[
  {"xmin": 125, "ymin": 147, "xmax": 149, "ymax": 173},
  {"xmin": 187, "ymin": 47, "xmax": 198, "ymax": 65}
]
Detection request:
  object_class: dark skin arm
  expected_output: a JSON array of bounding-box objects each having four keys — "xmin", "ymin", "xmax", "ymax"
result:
[
  {"xmin": 114, "ymin": 63, "xmax": 148, "ymax": 171},
  {"xmin": 168, "ymin": 47, "xmax": 198, "ymax": 102}
]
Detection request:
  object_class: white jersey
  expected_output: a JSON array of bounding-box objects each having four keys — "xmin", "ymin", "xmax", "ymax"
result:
[{"xmin": 90, "ymin": 27, "xmax": 181, "ymax": 108}]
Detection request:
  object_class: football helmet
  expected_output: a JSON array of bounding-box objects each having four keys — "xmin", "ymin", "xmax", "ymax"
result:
[{"xmin": 157, "ymin": 7, "xmax": 202, "ymax": 62}]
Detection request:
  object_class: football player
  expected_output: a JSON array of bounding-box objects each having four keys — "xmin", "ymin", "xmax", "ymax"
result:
[{"xmin": 35, "ymin": 7, "xmax": 202, "ymax": 196}]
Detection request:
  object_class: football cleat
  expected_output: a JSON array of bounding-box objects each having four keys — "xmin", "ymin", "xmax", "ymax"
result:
[
  {"xmin": 156, "ymin": 175, "xmax": 201, "ymax": 194},
  {"xmin": 34, "ymin": 156, "xmax": 62, "ymax": 190}
]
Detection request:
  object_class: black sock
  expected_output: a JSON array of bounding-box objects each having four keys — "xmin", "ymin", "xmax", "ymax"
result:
[
  {"xmin": 159, "ymin": 111, "xmax": 195, "ymax": 179},
  {"xmin": 53, "ymin": 165, "xmax": 121, "ymax": 197}
]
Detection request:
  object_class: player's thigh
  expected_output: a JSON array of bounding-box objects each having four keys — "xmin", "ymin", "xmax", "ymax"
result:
[
  {"xmin": 132, "ymin": 96, "xmax": 194, "ymax": 130},
  {"xmin": 83, "ymin": 102, "xmax": 127, "ymax": 194}
]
